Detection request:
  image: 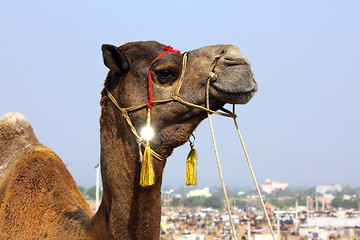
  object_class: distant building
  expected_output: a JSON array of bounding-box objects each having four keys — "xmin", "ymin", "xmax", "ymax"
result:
[
  {"xmin": 237, "ymin": 191, "xmax": 245, "ymax": 196},
  {"xmin": 186, "ymin": 187, "xmax": 212, "ymax": 198},
  {"xmin": 162, "ymin": 189, "xmax": 174, "ymax": 199},
  {"xmin": 343, "ymin": 194, "xmax": 352, "ymax": 200},
  {"xmin": 261, "ymin": 179, "xmax": 288, "ymax": 194},
  {"xmin": 316, "ymin": 184, "xmax": 342, "ymax": 195},
  {"xmin": 318, "ymin": 194, "xmax": 334, "ymax": 207}
]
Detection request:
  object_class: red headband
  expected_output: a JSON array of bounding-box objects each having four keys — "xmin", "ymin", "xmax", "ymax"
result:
[{"xmin": 147, "ymin": 46, "xmax": 181, "ymax": 108}]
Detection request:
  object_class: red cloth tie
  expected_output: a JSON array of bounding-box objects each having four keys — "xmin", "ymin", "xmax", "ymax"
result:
[{"xmin": 147, "ymin": 46, "xmax": 181, "ymax": 108}]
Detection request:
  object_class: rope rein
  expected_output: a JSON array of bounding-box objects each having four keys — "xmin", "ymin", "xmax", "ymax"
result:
[
  {"xmin": 233, "ymin": 105, "xmax": 276, "ymax": 240},
  {"xmin": 204, "ymin": 52, "xmax": 238, "ymax": 239},
  {"xmin": 206, "ymin": 79, "xmax": 238, "ymax": 240},
  {"xmin": 105, "ymin": 48, "xmax": 275, "ymax": 240},
  {"xmin": 205, "ymin": 52, "xmax": 275, "ymax": 239}
]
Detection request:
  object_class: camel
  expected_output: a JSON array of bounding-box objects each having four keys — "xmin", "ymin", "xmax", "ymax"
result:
[{"xmin": 0, "ymin": 41, "xmax": 258, "ymax": 239}]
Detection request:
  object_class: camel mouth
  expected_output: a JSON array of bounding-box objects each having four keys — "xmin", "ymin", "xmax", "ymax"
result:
[
  {"xmin": 208, "ymin": 58, "xmax": 258, "ymax": 104},
  {"xmin": 209, "ymin": 68, "xmax": 258, "ymax": 105},
  {"xmin": 209, "ymin": 83, "xmax": 257, "ymax": 104}
]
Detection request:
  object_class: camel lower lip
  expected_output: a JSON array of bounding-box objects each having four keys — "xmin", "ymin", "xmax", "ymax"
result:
[{"xmin": 210, "ymin": 85, "xmax": 256, "ymax": 104}]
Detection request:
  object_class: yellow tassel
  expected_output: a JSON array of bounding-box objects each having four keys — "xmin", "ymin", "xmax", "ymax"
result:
[
  {"xmin": 186, "ymin": 144, "xmax": 198, "ymax": 186},
  {"xmin": 140, "ymin": 142, "xmax": 155, "ymax": 187}
]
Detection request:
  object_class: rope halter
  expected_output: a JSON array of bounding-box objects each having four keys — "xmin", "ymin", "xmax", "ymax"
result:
[
  {"xmin": 147, "ymin": 46, "xmax": 181, "ymax": 109},
  {"xmin": 105, "ymin": 45, "xmax": 275, "ymax": 240},
  {"xmin": 106, "ymin": 46, "xmax": 236, "ymax": 162}
]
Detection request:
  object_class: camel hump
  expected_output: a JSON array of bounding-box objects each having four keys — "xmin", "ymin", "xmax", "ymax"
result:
[
  {"xmin": 0, "ymin": 112, "xmax": 29, "ymax": 134},
  {"xmin": 0, "ymin": 113, "xmax": 39, "ymax": 171},
  {"xmin": 0, "ymin": 112, "xmax": 38, "ymax": 141}
]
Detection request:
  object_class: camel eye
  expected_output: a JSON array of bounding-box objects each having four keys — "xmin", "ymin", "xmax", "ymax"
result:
[{"xmin": 155, "ymin": 68, "xmax": 178, "ymax": 84}]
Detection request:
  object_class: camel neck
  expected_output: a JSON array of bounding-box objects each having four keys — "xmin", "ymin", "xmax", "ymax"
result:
[{"xmin": 92, "ymin": 105, "xmax": 165, "ymax": 239}]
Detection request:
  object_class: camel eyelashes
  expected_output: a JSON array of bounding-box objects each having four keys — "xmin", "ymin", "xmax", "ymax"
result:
[
  {"xmin": 155, "ymin": 69, "xmax": 178, "ymax": 84},
  {"xmin": 156, "ymin": 69, "xmax": 174, "ymax": 79}
]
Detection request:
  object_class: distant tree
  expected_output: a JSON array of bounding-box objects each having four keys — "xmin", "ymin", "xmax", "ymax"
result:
[
  {"xmin": 77, "ymin": 185, "xmax": 86, "ymax": 195},
  {"xmin": 355, "ymin": 187, "xmax": 360, "ymax": 195},
  {"xmin": 234, "ymin": 199, "xmax": 247, "ymax": 208},
  {"xmin": 267, "ymin": 197, "xmax": 307, "ymax": 209},
  {"xmin": 281, "ymin": 197, "xmax": 308, "ymax": 208},
  {"xmin": 86, "ymin": 185, "xmax": 102, "ymax": 200},
  {"xmin": 332, "ymin": 196, "xmax": 358, "ymax": 209},
  {"xmin": 297, "ymin": 197, "xmax": 307, "ymax": 206},
  {"xmin": 332, "ymin": 197, "xmax": 343, "ymax": 208},
  {"xmin": 86, "ymin": 186, "xmax": 96, "ymax": 199},
  {"xmin": 343, "ymin": 200, "xmax": 358, "ymax": 209},
  {"xmin": 171, "ymin": 198, "xmax": 182, "ymax": 207},
  {"xmin": 268, "ymin": 198, "xmax": 282, "ymax": 208},
  {"xmin": 295, "ymin": 186, "xmax": 316, "ymax": 198},
  {"xmin": 342, "ymin": 185, "xmax": 356, "ymax": 195},
  {"xmin": 204, "ymin": 196, "xmax": 224, "ymax": 209},
  {"xmin": 183, "ymin": 197, "xmax": 206, "ymax": 207}
]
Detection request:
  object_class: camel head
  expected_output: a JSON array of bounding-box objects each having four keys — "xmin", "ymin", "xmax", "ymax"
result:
[{"xmin": 101, "ymin": 41, "xmax": 257, "ymax": 158}]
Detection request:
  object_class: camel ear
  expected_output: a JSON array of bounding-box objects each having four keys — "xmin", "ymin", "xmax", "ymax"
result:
[{"xmin": 101, "ymin": 44, "xmax": 130, "ymax": 73}]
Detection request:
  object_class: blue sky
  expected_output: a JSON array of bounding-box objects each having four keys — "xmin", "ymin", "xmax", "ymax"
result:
[{"xmin": 1, "ymin": 1, "xmax": 359, "ymax": 188}]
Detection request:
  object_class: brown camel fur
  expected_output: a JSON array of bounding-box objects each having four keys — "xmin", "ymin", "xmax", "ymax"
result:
[{"xmin": 0, "ymin": 41, "xmax": 257, "ymax": 239}]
